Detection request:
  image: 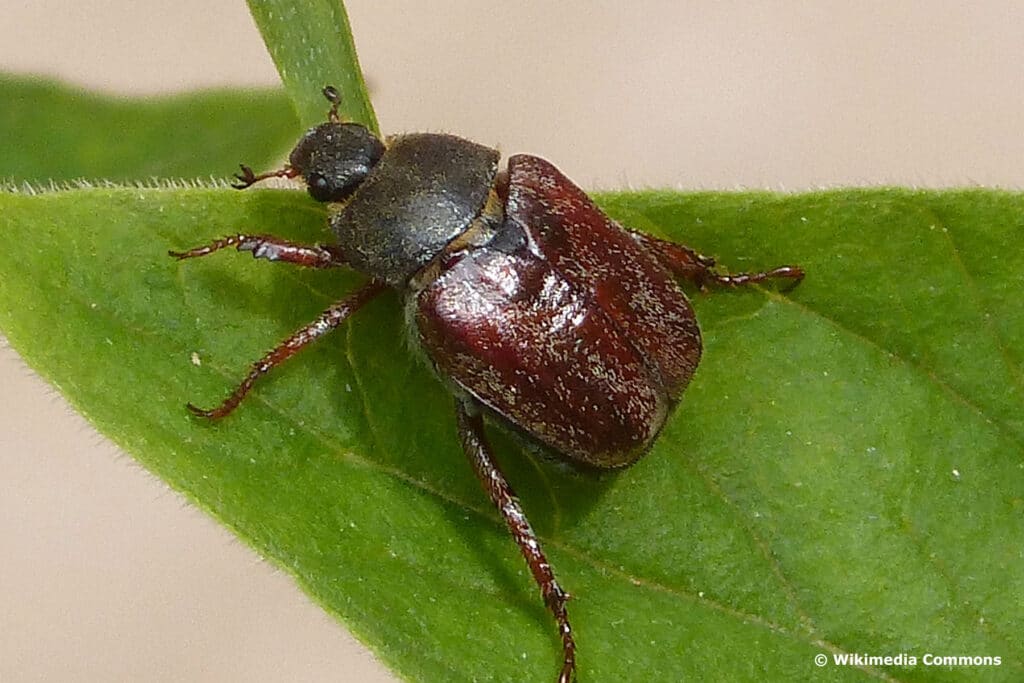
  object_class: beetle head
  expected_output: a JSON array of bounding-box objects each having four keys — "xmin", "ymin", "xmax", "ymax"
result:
[{"xmin": 288, "ymin": 122, "xmax": 385, "ymax": 203}]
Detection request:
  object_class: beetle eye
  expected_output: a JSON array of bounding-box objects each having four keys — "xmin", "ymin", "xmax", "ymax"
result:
[{"xmin": 307, "ymin": 172, "xmax": 332, "ymax": 202}]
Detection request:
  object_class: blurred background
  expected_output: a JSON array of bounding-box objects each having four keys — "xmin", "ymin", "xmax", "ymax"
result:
[{"xmin": 2, "ymin": 2, "xmax": 1022, "ymax": 681}]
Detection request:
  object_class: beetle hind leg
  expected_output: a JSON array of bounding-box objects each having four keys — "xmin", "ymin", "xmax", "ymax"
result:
[
  {"xmin": 455, "ymin": 400, "xmax": 577, "ymax": 683},
  {"xmin": 631, "ymin": 231, "xmax": 804, "ymax": 291},
  {"xmin": 704, "ymin": 264, "xmax": 804, "ymax": 289}
]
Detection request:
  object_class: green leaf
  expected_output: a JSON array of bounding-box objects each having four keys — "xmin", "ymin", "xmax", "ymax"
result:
[
  {"xmin": 245, "ymin": 0, "xmax": 378, "ymax": 133},
  {"xmin": 0, "ymin": 75, "xmax": 300, "ymax": 184},
  {"xmin": 2, "ymin": 72, "xmax": 1019, "ymax": 683},
  {"xmin": 2, "ymin": 181, "xmax": 1021, "ymax": 682}
]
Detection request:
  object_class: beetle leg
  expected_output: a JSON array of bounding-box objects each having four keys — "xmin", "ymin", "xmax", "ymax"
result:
[
  {"xmin": 186, "ymin": 280, "xmax": 386, "ymax": 419},
  {"xmin": 703, "ymin": 265, "xmax": 805, "ymax": 289},
  {"xmin": 632, "ymin": 231, "xmax": 804, "ymax": 291},
  {"xmin": 455, "ymin": 400, "xmax": 577, "ymax": 683},
  {"xmin": 169, "ymin": 234, "xmax": 346, "ymax": 269},
  {"xmin": 631, "ymin": 231, "xmax": 716, "ymax": 287}
]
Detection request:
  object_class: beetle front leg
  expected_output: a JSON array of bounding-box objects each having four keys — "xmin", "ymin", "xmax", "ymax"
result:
[
  {"xmin": 186, "ymin": 280, "xmax": 386, "ymax": 419},
  {"xmin": 169, "ymin": 234, "xmax": 346, "ymax": 269},
  {"xmin": 632, "ymin": 231, "xmax": 804, "ymax": 290},
  {"xmin": 455, "ymin": 400, "xmax": 577, "ymax": 683}
]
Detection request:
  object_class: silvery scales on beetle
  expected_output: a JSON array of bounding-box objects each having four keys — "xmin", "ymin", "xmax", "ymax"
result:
[{"xmin": 170, "ymin": 86, "xmax": 803, "ymax": 682}]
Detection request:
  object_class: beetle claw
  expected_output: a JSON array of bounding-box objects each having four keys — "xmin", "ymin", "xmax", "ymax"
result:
[{"xmin": 776, "ymin": 266, "xmax": 806, "ymax": 292}]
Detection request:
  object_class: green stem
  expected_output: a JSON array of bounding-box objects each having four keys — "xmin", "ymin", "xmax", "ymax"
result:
[{"xmin": 246, "ymin": 0, "xmax": 379, "ymax": 134}]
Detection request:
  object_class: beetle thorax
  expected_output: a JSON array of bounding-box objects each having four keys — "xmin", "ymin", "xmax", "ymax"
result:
[{"xmin": 327, "ymin": 133, "xmax": 500, "ymax": 285}]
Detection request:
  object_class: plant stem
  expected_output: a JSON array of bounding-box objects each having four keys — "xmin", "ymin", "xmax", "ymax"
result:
[{"xmin": 246, "ymin": 0, "xmax": 379, "ymax": 134}]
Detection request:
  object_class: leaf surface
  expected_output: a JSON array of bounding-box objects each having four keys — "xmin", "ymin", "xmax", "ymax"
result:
[{"xmin": 245, "ymin": 0, "xmax": 377, "ymax": 132}]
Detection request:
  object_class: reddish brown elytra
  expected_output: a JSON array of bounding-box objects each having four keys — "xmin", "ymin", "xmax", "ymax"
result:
[{"xmin": 169, "ymin": 86, "xmax": 804, "ymax": 682}]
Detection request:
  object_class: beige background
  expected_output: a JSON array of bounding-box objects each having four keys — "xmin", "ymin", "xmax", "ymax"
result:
[{"xmin": 2, "ymin": 2, "xmax": 1022, "ymax": 681}]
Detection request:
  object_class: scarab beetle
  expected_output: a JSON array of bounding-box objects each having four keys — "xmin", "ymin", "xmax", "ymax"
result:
[{"xmin": 170, "ymin": 87, "xmax": 803, "ymax": 683}]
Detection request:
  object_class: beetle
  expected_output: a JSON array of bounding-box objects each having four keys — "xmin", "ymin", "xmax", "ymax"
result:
[{"xmin": 169, "ymin": 86, "xmax": 803, "ymax": 683}]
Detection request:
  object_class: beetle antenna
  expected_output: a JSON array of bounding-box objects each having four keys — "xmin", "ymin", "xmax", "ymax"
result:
[
  {"xmin": 323, "ymin": 85, "xmax": 342, "ymax": 123},
  {"xmin": 232, "ymin": 163, "xmax": 299, "ymax": 190}
]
